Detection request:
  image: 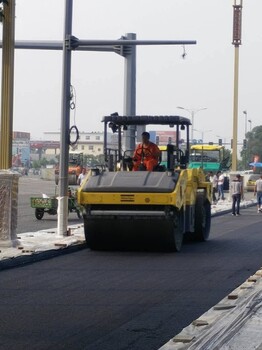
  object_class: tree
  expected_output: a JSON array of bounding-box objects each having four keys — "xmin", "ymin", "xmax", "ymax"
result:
[
  {"xmin": 240, "ymin": 125, "xmax": 262, "ymax": 169},
  {"xmin": 32, "ymin": 160, "xmax": 40, "ymax": 169}
]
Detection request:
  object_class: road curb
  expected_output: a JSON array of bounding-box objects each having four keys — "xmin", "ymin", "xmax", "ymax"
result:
[
  {"xmin": 159, "ymin": 268, "xmax": 262, "ymax": 349},
  {"xmin": 0, "ymin": 242, "xmax": 86, "ymax": 271},
  {"xmin": 211, "ymin": 201, "xmax": 257, "ymax": 217}
]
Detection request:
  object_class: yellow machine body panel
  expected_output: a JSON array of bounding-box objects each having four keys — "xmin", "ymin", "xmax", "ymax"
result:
[
  {"xmin": 185, "ymin": 168, "xmax": 212, "ymax": 205},
  {"xmin": 78, "ymin": 169, "xmax": 191, "ymax": 210},
  {"xmin": 78, "ymin": 168, "xmax": 211, "ymax": 208}
]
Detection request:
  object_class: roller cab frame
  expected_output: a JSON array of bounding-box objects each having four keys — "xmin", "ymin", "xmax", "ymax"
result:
[{"xmin": 78, "ymin": 115, "xmax": 212, "ymax": 251}]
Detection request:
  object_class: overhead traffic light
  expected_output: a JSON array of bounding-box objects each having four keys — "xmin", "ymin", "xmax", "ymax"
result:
[
  {"xmin": 243, "ymin": 139, "xmax": 247, "ymax": 149},
  {"xmin": 218, "ymin": 138, "xmax": 222, "ymax": 146}
]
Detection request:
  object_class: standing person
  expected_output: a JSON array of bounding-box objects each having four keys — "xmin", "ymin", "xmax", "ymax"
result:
[
  {"xmin": 77, "ymin": 167, "xmax": 87, "ymax": 186},
  {"xmin": 231, "ymin": 174, "xmax": 243, "ymax": 216},
  {"xmin": 217, "ymin": 171, "xmax": 225, "ymax": 200},
  {"xmin": 133, "ymin": 132, "xmax": 160, "ymax": 171},
  {"xmin": 206, "ymin": 171, "xmax": 211, "ymax": 182},
  {"xmin": 209, "ymin": 171, "xmax": 218, "ymax": 203},
  {"xmin": 254, "ymin": 174, "xmax": 262, "ymax": 213}
]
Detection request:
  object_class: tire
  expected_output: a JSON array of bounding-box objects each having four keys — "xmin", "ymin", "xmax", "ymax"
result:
[
  {"xmin": 83, "ymin": 215, "xmax": 100, "ymax": 249},
  {"xmin": 167, "ymin": 210, "xmax": 184, "ymax": 252},
  {"xmin": 76, "ymin": 209, "xmax": 82, "ymax": 219},
  {"xmin": 194, "ymin": 193, "xmax": 211, "ymax": 241},
  {"xmin": 84, "ymin": 211, "xmax": 184, "ymax": 251},
  {"xmin": 35, "ymin": 209, "xmax": 44, "ymax": 220},
  {"xmin": 68, "ymin": 174, "xmax": 77, "ymax": 185}
]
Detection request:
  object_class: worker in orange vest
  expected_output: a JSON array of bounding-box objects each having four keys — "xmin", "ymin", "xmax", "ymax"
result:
[{"xmin": 133, "ymin": 132, "xmax": 160, "ymax": 171}]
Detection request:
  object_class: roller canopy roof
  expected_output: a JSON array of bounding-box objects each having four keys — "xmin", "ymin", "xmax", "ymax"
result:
[{"xmin": 102, "ymin": 115, "xmax": 191, "ymax": 126}]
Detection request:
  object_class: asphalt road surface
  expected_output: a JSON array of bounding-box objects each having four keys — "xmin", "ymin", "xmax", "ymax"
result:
[
  {"xmin": 1, "ymin": 198, "xmax": 262, "ymax": 349},
  {"xmin": 17, "ymin": 175, "xmax": 82, "ymax": 233}
]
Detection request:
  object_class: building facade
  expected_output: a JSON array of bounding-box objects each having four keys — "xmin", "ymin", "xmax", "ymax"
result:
[
  {"xmin": 42, "ymin": 131, "xmax": 118, "ymax": 157},
  {"xmin": 12, "ymin": 132, "xmax": 30, "ymax": 167},
  {"xmin": 31, "ymin": 129, "xmax": 178, "ymax": 162}
]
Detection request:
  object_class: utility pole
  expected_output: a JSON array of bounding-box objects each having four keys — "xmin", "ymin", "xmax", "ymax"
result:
[
  {"xmin": 232, "ymin": 0, "xmax": 243, "ymax": 171},
  {"xmin": 122, "ymin": 33, "xmax": 137, "ymax": 150},
  {"xmin": 57, "ymin": 0, "xmax": 73, "ymax": 236}
]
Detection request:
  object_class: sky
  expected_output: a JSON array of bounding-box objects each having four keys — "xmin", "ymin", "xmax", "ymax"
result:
[{"xmin": 1, "ymin": 0, "xmax": 262, "ymax": 145}]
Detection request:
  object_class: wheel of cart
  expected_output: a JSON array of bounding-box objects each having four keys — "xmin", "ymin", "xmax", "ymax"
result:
[{"xmin": 35, "ymin": 208, "xmax": 44, "ymax": 220}]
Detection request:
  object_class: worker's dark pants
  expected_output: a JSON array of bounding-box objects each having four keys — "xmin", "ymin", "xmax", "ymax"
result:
[
  {"xmin": 218, "ymin": 184, "xmax": 225, "ymax": 200},
  {"xmin": 212, "ymin": 188, "xmax": 217, "ymax": 202},
  {"xmin": 232, "ymin": 194, "xmax": 241, "ymax": 215},
  {"xmin": 257, "ymin": 191, "xmax": 262, "ymax": 207}
]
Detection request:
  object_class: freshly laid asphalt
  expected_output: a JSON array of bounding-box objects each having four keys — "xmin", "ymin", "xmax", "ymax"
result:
[{"xmin": 0, "ymin": 206, "xmax": 261, "ymax": 350}]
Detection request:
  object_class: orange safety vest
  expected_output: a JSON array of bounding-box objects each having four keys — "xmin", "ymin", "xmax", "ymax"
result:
[{"xmin": 133, "ymin": 142, "xmax": 160, "ymax": 171}]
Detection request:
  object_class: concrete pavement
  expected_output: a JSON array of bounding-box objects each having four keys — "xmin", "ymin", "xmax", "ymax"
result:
[
  {"xmin": 0, "ymin": 224, "xmax": 86, "ymax": 270},
  {"xmin": 160, "ymin": 267, "xmax": 262, "ymax": 350}
]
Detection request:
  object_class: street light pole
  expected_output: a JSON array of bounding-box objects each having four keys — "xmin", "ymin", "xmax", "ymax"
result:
[
  {"xmin": 243, "ymin": 110, "xmax": 247, "ymax": 169},
  {"xmin": 232, "ymin": 0, "xmax": 243, "ymax": 171},
  {"xmin": 177, "ymin": 106, "xmax": 207, "ymax": 142},
  {"xmin": 248, "ymin": 119, "xmax": 252, "ymax": 131},
  {"xmin": 243, "ymin": 110, "xmax": 247, "ymax": 137},
  {"xmin": 191, "ymin": 111, "xmax": 195, "ymax": 142},
  {"xmin": 194, "ymin": 129, "xmax": 212, "ymax": 143}
]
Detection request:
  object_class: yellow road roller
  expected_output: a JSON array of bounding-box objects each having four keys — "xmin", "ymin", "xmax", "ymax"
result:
[{"xmin": 78, "ymin": 115, "xmax": 212, "ymax": 251}]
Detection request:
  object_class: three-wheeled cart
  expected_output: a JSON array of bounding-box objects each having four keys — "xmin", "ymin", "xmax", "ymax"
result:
[{"xmin": 31, "ymin": 188, "xmax": 82, "ymax": 220}]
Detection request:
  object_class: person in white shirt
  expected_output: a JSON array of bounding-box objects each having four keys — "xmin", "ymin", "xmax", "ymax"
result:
[
  {"xmin": 254, "ymin": 175, "xmax": 262, "ymax": 213},
  {"xmin": 77, "ymin": 168, "xmax": 87, "ymax": 186},
  {"xmin": 217, "ymin": 171, "xmax": 225, "ymax": 200},
  {"xmin": 230, "ymin": 174, "xmax": 243, "ymax": 216}
]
